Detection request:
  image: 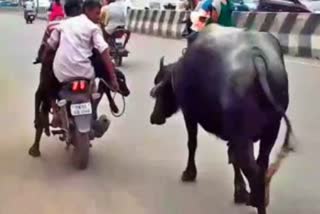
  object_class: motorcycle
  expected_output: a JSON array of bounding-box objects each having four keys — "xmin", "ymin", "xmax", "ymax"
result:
[
  {"xmin": 25, "ymin": 10, "xmax": 36, "ymax": 24},
  {"xmin": 51, "ymin": 78, "xmax": 108, "ymax": 169},
  {"xmin": 106, "ymin": 27, "xmax": 130, "ymax": 67}
]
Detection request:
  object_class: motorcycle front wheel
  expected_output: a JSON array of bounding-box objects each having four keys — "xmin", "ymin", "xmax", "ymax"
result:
[
  {"xmin": 114, "ymin": 55, "xmax": 122, "ymax": 66},
  {"xmin": 72, "ymin": 130, "xmax": 90, "ymax": 170}
]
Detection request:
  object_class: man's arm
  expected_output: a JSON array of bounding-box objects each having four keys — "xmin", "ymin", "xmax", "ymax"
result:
[
  {"xmin": 41, "ymin": 28, "xmax": 60, "ymax": 62},
  {"xmin": 92, "ymin": 28, "xmax": 119, "ymax": 91}
]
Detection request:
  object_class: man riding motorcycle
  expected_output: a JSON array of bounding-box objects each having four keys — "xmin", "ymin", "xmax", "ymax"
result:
[
  {"xmin": 36, "ymin": 0, "xmax": 118, "ymax": 137},
  {"xmin": 100, "ymin": 0, "xmax": 127, "ymax": 35},
  {"xmin": 23, "ymin": 0, "xmax": 36, "ymax": 23},
  {"xmin": 186, "ymin": 0, "xmax": 234, "ymax": 45},
  {"xmin": 33, "ymin": 0, "xmax": 83, "ymax": 137},
  {"xmin": 33, "ymin": 0, "xmax": 81, "ymax": 64},
  {"xmin": 45, "ymin": 0, "xmax": 119, "ymax": 120}
]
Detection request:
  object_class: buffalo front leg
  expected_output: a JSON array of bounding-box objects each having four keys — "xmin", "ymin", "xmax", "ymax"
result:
[
  {"xmin": 105, "ymin": 87, "xmax": 119, "ymax": 113},
  {"xmin": 257, "ymin": 119, "xmax": 281, "ymax": 207},
  {"xmin": 181, "ymin": 116, "xmax": 198, "ymax": 182},
  {"xmin": 92, "ymin": 82, "xmax": 105, "ymax": 120}
]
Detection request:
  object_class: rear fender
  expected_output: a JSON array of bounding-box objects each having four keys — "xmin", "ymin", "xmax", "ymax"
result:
[
  {"xmin": 69, "ymin": 97, "xmax": 92, "ymax": 133},
  {"xmin": 73, "ymin": 115, "xmax": 92, "ymax": 133},
  {"xmin": 60, "ymin": 91, "xmax": 93, "ymax": 133}
]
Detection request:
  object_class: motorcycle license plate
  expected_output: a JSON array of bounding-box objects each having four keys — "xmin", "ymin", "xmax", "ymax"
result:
[
  {"xmin": 70, "ymin": 102, "xmax": 92, "ymax": 116},
  {"xmin": 116, "ymin": 38, "xmax": 122, "ymax": 43}
]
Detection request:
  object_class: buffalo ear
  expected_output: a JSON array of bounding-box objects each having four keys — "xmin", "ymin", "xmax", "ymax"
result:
[
  {"xmin": 154, "ymin": 57, "xmax": 166, "ymax": 84},
  {"xmin": 160, "ymin": 56, "xmax": 165, "ymax": 71},
  {"xmin": 150, "ymin": 82, "xmax": 164, "ymax": 98}
]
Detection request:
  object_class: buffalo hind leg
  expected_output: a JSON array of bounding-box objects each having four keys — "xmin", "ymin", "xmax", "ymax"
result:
[
  {"xmin": 34, "ymin": 85, "xmax": 43, "ymax": 129},
  {"xmin": 29, "ymin": 126, "xmax": 43, "ymax": 157},
  {"xmin": 229, "ymin": 144, "xmax": 249, "ymax": 204},
  {"xmin": 233, "ymin": 164, "xmax": 249, "ymax": 204},
  {"xmin": 29, "ymin": 99, "xmax": 50, "ymax": 157},
  {"xmin": 233, "ymin": 139, "xmax": 266, "ymax": 214},
  {"xmin": 181, "ymin": 116, "xmax": 198, "ymax": 182},
  {"xmin": 256, "ymin": 119, "xmax": 281, "ymax": 207}
]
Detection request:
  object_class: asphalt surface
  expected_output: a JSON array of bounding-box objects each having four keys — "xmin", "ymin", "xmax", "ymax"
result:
[{"xmin": 0, "ymin": 12, "xmax": 320, "ymax": 214}]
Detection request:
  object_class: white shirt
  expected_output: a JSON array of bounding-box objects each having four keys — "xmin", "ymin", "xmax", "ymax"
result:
[
  {"xmin": 102, "ymin": 1, "xmax": 127, "ymax": 34},
  {"xmin": 25, "ymin": 1, "xmax": 34, "ymax": 11},
  {"xmin": 47, "ymin": 14, "xmax": 109, "ymax": 83}
]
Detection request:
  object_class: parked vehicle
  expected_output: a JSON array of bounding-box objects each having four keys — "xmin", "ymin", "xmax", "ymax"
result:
[
  {"xmin": 258, "ymin": 0, "xmax": 311, "ymax": 12},
  {"xmin": 0, "ymin": 0, "xmax": 18, "ymax": 7},
  {"xmin": 233, "ymin": 0, "xmax": 312, "ymax": 12},
  {"xmin": 294, "ymin": 0, "xmax": 320, "ymax": 12}
]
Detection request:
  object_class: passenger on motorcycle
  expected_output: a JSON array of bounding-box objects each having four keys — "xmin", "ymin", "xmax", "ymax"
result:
[
  {"xmin": 100, "ymin": 0, "xmax": 127, "ymax": 35},
  {"xmin": 46, "ymin": 0, "xmax": 118, "ymax": 89},
  {"xmin": 48, "ymin": 0, "xmax": 65, "ymax": 21},
  {"xmin": 33, "ymin": 0, "xmax": 81, "ymax": 64},
  {"xmin": 187, "ymin": 0, "xmax": 234, "ymax": 45}
]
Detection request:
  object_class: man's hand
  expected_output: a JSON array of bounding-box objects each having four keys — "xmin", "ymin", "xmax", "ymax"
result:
[{"xmin": 110, "ymin": 78, "xmax": 120, "ymax": 92}]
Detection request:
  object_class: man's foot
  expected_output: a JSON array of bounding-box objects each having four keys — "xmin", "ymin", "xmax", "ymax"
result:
[{"xmin": 93, "ymin": 115, "xmax": 110, "ymax": 138}]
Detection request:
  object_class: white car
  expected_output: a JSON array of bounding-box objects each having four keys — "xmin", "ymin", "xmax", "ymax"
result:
[{"xmin": 300, "ymin": 0, "xmax": 320, "ymax": 12}]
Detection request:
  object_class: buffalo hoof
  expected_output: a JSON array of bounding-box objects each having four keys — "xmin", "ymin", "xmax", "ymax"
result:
[
  {"xmin": 44, "ymin": 126, "xmax": 50, "ymax": 137},
  {"xmin": 34, "ymin": 119, "xmax": 41, "ymax": 129},
  {"xmin": 234, "ymin": 189, "xmax": 249, "ymax": 204},
  {"xmin": 246, "ymin": 194, "xmax": 261, "ymax": 208},
  {"xmin": 28, "ymin": 146, "xmax": 41, "ymax": 157},
  {"xmin": 181, "ymin": 170, "xmax": 197, "ymax": 182},
  {"xmin": 110, "ymin": 103, "xmax": 119, "ymax": 114}
]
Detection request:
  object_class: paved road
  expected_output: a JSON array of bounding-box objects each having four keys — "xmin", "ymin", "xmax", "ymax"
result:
[{"xmin": 0, "ymin": 12, "xmax": 320, "ymax": 214}]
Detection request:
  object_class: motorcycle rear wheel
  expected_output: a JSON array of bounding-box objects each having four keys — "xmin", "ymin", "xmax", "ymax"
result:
[{"xmin": 72, "ymin": 131, "xmax": 90, "ymax": 170}]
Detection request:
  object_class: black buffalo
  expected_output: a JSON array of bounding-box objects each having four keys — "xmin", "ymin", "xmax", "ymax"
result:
[{"xmin": 150, "ymin": 25, "xmax": 295, "ymax": 214}]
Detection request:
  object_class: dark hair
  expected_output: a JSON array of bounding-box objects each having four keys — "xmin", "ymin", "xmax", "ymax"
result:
[
  {"xmin": 82, "ymin": 0, "xmax": 101, "ymax": 12},
  {"xmin": 64, "ymin": 0, "xmax": 82, "ymax": 16},
  {"xmin": 55, "ymin": 0, "xmax": 61, "ymax": 6}
]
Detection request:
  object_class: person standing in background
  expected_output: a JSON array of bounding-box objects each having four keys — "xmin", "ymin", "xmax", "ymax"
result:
[
  {"xmin": 49, "ymin": 0, "xmax": 65, "ymax": 21},
  {"xmin": 100, "ymin": 0, "xmax": 127, "ymax": 35}
]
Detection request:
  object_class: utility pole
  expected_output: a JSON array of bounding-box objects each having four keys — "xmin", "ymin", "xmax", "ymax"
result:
[{"xmin": 36, "ymin": 0, "xmax": 39, "ymax": 14}]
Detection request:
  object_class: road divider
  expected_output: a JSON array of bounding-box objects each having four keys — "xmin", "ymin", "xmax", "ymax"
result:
[
  {"xmin": 127, "ymin": 9, "xmax": 320, "ymax": 59},
  {"xmin": 126, "ymin": 9, "xmax": 188, "ymax": 39},
  {"xmin": 232, "ymin": 12, "xmax": 320, "ymax": 59},
  {"xmin": 33, "ymin": 8, "xmax": 320, "ymax": 59}
]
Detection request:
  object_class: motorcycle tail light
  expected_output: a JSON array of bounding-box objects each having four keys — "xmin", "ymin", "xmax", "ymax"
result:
[{"xmin": 72, "ymin": 80, "xmax": 87, "ymax": 92}]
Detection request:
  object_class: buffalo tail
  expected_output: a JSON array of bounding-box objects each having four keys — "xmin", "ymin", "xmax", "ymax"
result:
[{"xmin": 252, "ymin": 47, "xmax": 297, "ymax": 182}]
